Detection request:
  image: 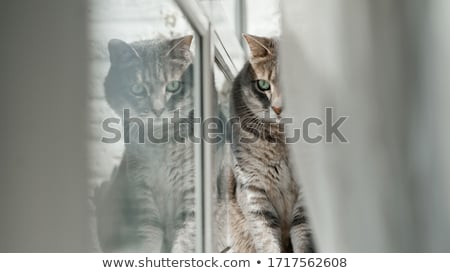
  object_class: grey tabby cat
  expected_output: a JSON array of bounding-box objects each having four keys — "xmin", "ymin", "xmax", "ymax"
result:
[
  {"xmin": 226, "ymin": 34, "xmax": 314, "ymax": 252},
  {"xmin": 96, "ymin": 36, "xmax": 196, "ymax": 252}
]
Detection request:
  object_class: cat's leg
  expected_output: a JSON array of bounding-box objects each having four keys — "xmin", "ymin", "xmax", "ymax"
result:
[
  {"xmin": 229, "ymin": 199, "xmax": 256, "ymax": 252},
  {"xmin": 237, "ymin": 182, "xmax": 282, "ymax": 252},
  {"xmin": 215, "ymin": 160, "xmax": 256, "ymax": 253},
  {"xmin": 290, "ymin": 196, "xmax": 315, "ymax": 253},
  {"xmin": 215, "ymin": 200, "xmax": 228, "ymax": 252},
  {"xmin": 96, "ymin": 180, "xmax": 163, "ymax": 253},
  {"xmin": 171, "ymin": 185, "xmax": 196, "ymax": 252},
  {"xmin": 126, "ymin": 187, "xmax": 165, "ymax": 252},
  {"xmin": 171, "ymin": 212, "xmax": 195, "ymax": 252},
  {"xmin": 131, "ymin": 224, "xmax": 164, "ymax": 253}
]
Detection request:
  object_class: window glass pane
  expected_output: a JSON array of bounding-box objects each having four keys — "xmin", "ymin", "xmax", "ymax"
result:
[
  {"xmin": 246, "ymin": 0, "xmax": 280, "ymax": 37},
  {"xmin": 200, "ymin": 0, "xmax": 245, "ymax": 69},
  {"xmin": 88, "ymin": 0, "xmax": 198, "ymax": 252},
  {"xmin": 213, "ymin": 62, "xmax": 233, "ymax": 252},
  {"xmin": 199, "ymin": 0, "xmax": 237, "ymax": 34}
]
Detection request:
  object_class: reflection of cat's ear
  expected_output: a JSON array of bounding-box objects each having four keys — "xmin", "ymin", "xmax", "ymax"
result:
[
  {"xmin": 243, "ymin": 34, "xmax": 274, "ymax": 58},
  {"xmin": 108, "ymin": 39, "xmax": 139, "ymax": 66},
  {"xmin": 165, "ymin": 35, "xmax": 193, "ymax": 57}
]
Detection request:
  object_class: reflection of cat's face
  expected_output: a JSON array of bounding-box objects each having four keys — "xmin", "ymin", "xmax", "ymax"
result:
[
  {"xmin": 104, "ymin": 36, "xmax": 193, "ymax": 122},
  {"xmin": 240, "ymin": 35, "xmax": 282, "ymax": 123}
]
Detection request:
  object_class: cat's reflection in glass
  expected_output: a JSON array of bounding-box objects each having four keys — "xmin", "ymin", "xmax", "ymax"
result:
[{"xmin": 95, "ymin": 36, "xmax": 196, "ymax": 253}]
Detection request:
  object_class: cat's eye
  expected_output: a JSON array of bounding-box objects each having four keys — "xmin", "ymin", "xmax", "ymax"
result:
[
  {"xmin": 256, "ymin": 79, "xmax": 271, "ymax": 91},
  {"xmin": 166, "ymin": 80, "xmax": 182, "ymax": 93},
  {"xmin": 130, "ymin": 83, "xmax": 147, "ymax": 96}
]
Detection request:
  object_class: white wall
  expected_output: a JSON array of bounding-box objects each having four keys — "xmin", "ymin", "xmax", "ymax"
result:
[{"xmin": 281, "ymin": 0, "xmax": 450, "ymax": 252}]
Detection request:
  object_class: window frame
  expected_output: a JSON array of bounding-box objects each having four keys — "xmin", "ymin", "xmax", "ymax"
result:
[{"xmin": 175, "ymin": 0, "xmax": 245, "ymax": 252}]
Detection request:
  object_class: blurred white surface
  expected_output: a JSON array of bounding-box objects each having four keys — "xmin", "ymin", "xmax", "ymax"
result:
[{"xmin": 282, "ymin": 0, "xmax": 450, "ymax": 252}]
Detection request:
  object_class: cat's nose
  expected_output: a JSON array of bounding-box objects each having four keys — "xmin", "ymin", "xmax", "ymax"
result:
[
  {"xmin": 272, "ymin": 106, "xmax": 282, "ymax": 116},
  {"xmin": 153, "ymin": 107, "xmax": 165, "ymax": 117}
]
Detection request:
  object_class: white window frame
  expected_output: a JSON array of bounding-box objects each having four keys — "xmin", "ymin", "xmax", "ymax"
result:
[{"xmin": 176, "ymin": 0, "xmax": 245, "ymax": 252}]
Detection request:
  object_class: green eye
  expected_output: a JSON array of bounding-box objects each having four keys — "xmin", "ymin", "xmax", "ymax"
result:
[
  {"xmin": 130, "ymin": 83, "xmax": 147, "ymax": 96},
  {"xmin": 166, "ymin": 81, "xmax": 182, "ymax": 93},
  {"xmin": 256, "ymin": 80, "xmax": 271, "ymax": 91}
]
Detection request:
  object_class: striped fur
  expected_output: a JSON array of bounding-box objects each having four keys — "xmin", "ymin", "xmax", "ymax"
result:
[
  {"xmin": 96, "ymin": 36, "xmax": 196, "ymax": 252},
  {"xmin": 225, "ymin": 34, "xmax": 314, "ymax": 253}
]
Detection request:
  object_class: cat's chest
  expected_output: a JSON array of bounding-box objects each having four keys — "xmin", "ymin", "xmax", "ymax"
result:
[
  {"xmin": 234, "ymin": 140, "xmax": 298, "ymax": 217},
  {"xmin": 125, "ymin": 142, "xmax": 193, "ymax": 190},
  {"xmin": 235, "ymin": 154, "xmax": 294, "ymax": 196},
  {"xmin": 125, "ymin": 144, "xmax": 173, "ymax": 190},
  {"xmin": 233, "ymin": 138, "xmax": 291, "ymax": 184}
]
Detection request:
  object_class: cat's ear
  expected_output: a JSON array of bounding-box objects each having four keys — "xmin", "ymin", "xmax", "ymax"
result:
[
  {"xmin": 165, "ymin": 35, "xmax": 193, "ymax": 57},
  {"xmin": 108, "ymin": 39, "xmax": 140, "ymax": 66},
  {"xmin": 243, "ymin": 34, "xmax": 274, "ymax": 58}
]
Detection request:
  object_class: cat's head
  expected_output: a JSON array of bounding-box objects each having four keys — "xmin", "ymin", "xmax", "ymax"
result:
[
  {"xmin": 241, "ymin": 34, "xmax": 281, "ymax": 123},
  {"xmin": 104, "ymin": 36, "xmax": 193, "ymax": 121}
]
